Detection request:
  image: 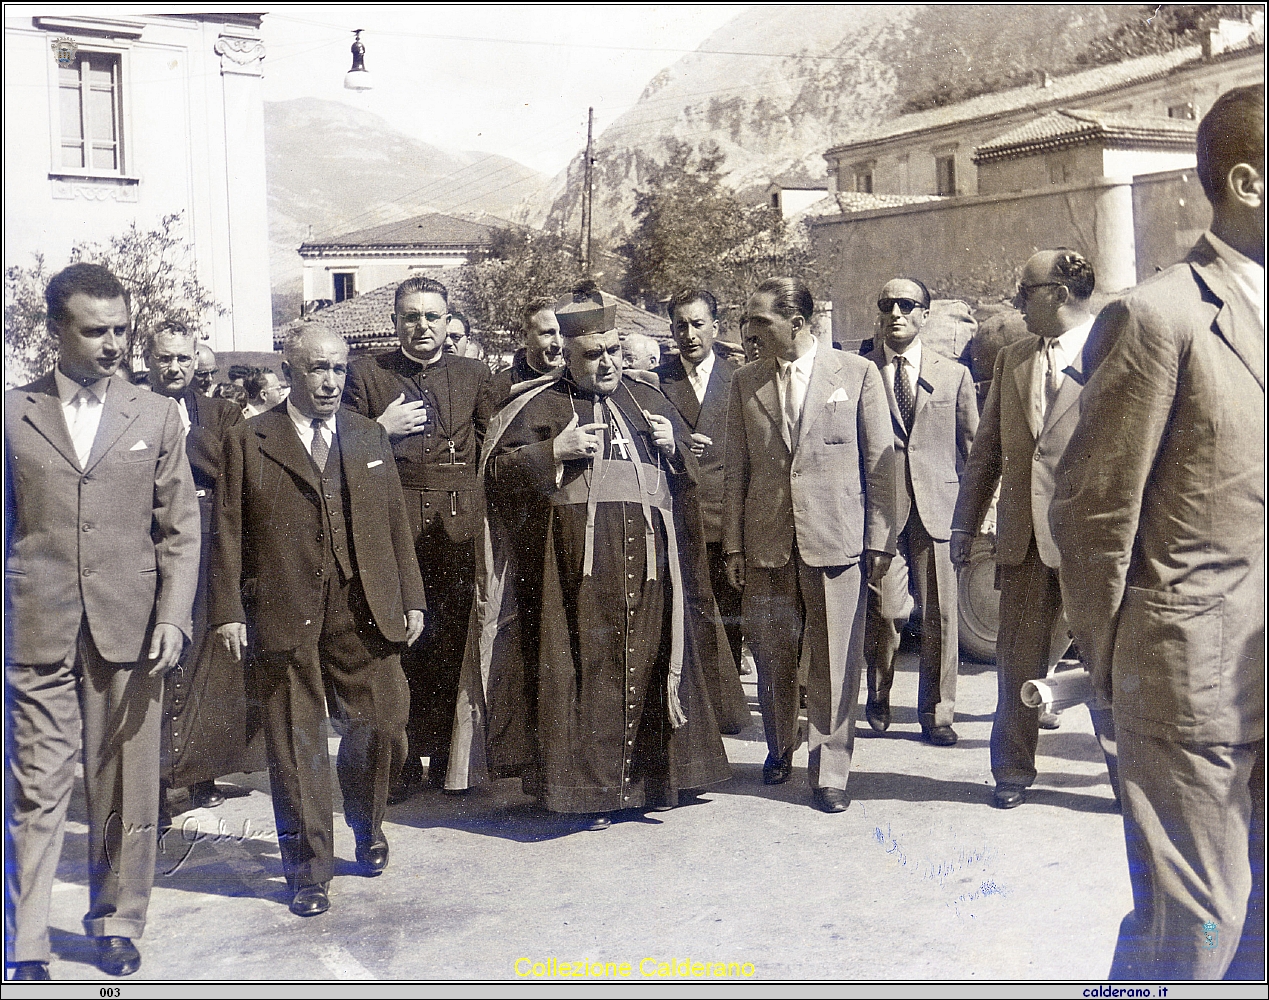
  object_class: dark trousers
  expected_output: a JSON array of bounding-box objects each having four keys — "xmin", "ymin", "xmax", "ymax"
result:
[
  {"xmin": 743, "ymin": 547, "xmax": 866, "ymax": 790},
  {"xmin": 252, "ymin": 574, "xmax": 408, "ymax": 889},
  {"xmin": 863, "ymin": 507, "xmax": 959, "ymax": 728},
  {"xmin": 707, "ymin": 541, "xmax": 744, "ymax": 673},
  {"xmin": 6, "ymin": 622, "xmax": 162, "ymax": 962},
  {"xmin": 401, "ymin": 515, "xmax": 476, "ymax": 767},
  {"xmin": 1111, "ymin": 730, "xmax": 1265, "ymax": 981},
  {"xmin": 993, "ymin": 539, "xmax": 1118, "ymax": 792}
]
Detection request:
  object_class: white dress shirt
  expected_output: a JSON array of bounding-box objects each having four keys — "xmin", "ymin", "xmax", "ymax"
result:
[
  {"xmin": 882, "ymin": 338, "xmax": 922, "ymax": 403},
  {"xmin": 1206, "ymin": 229, "xmax": 1265, "ymax": 329},
  {"xmin": 684, "ymin": 349, "xmax": 716, "ymax": 404},
  {"xmin": 1032, "ymin": 317, "xmax": 1092, "ymax": 428},
  {"xmin": 776, "ymin": 338, "xmax": 817, "ymax": 445},
  {"xmin": 54, "ymin": 367, "xmax": 110, "ymax": 467},
  {"xmin": 287, "ymin": 399, "xmax": 338, "ymax": 457},
  {"xmin": 177, "ymin": 396, "xmax": 192, "ymax": 434}
]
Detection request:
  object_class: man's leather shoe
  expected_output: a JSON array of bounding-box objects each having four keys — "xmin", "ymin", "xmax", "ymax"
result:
[
  {"xmin": 923, "ymin": 725, "xmax": 958, "ymax": 747},
  {"xmin": 865, "ymin": 700, "xmax": 891, "ymax": 733},
  {"xmin": 190, "ymin": 780, "xmax": 225, "ymax": 809},
  {"xmin": 812, "ymin": 788, "xmax": 850, "ymax": 813},
  {"xmin": 762, "ymin": 749, "xmax": 795, "ymax": 785},
  {"xmin": 97, "ymin": 937, "xmax": 141, "ymax": 977},
  {"xmin": 290, "ymin": 883, "xmax": 331, "ymax": 917},
  {"xmin": 585, "ymin": 814, "xmax": 612, "ymax": 831},
  {"xmin": 356, "ymin": 834, "xmax": 390, "ymax": 875},
  {"xmin": 1038, "ymin": 709, "xmax": 1062, "ymax": 730},
  {"xmin": 993, "ymin": 784, "xmax": 1025, "ymax": 809},
  {"xmin": 7, "ymin": 962, "xmax": 50, "ymax": 981}
]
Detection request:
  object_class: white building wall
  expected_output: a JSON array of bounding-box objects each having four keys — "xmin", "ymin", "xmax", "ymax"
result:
[{"xmin": 3, "ymin": 15, "xmax": 272, "ymax": 352}]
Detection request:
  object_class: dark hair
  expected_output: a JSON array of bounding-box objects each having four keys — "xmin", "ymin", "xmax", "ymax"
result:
[
  {"xmin": 668, "ymin": 288, "xmax": 718, "ymax": 321},
  {"xmin": 45, "ymin": 263, "xmax": 127, "ymax": 326},
  {"xmin": 449, "ymin": 309, "xmax": 471, "ymax": 336},
  {"xmin": 755, "ymin": 277, "xmax": 814, "ymax": 322},
  {"xmin": 1197, "ymin": 85, "xmax": 1265, "ymax": 203},
  {"xmin": 394, "ymin": 275, "xmax": 449, "ymax": 312},
  {"xmin": 520, "ymin": 295, "xmax": 556, "ymax": 331},
  {"xmin": 215, "ymin": 383, "xmax": 248, "ymax": 407},
  {"xmin": 226, "ymin": 364, "xmax": 254, "ymax": 382},
  {"xmin": 1051, "ymin": 248, "xmax": 1096, "ymax": 300},
  {"xmin": 244, "ymin": 369, "xmax": 278, "ymax": 400}
]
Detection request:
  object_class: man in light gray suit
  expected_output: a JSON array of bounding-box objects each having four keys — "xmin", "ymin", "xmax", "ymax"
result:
[
  {"xmin": 863, "ymin": 277, "xmax": 977, "ymax": 745},
  {"xmin": 1051, "ymin": 85, "xmax": 1264, "ymax": 981},
  {"xmin": 723, "ymin": 277, "xmax": 895, "ymax": 813},
  {"xmin": 951, "ymin": 249, "xmax": 1117, "ymax": 810},
  {"xmin": 5, "ymin": 264, "xmax": 201, "ymax": 980}
]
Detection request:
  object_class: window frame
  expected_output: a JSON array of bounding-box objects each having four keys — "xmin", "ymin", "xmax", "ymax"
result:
[
  {"xmin": 935, "ymin": 153, "xmax": 957, "ymax": 197},
  {"xmin": 332, "ymin": 271, "xmax": 357, "ymax": 303},
  {"xmin": 45, "ymin": 37, "xmax": 135, "ymax": 180}
]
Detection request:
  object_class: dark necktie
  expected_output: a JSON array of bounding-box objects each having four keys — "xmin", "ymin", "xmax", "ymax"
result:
[
  {"xmin": 310, "ymin": 418, "xmax": 329, "ymax": 471},
  {"xmin": 1043, "ymin": 339, "xmax": 1061, "ymax": 415},
  {"xmin": 893, "ymin": 355, "xmax": 914, "ymax": 428}
]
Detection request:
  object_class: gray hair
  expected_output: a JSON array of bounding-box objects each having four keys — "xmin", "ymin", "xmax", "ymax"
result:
[{"xmin": 283, "ymin": 322, "xmax": 347, "ymax": 363}]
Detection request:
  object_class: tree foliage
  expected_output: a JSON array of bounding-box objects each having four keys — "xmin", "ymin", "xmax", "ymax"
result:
[{"xmin": 4, "ymin": 211, "xmax": 224, "ymax": 386}]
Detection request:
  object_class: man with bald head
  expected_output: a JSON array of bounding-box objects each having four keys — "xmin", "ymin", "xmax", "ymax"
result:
[
  {"xmin": 193, "ymin": 344, "xmax": 218, "ymax": 396},
  {"xmin": 621, "ymin": 333, "xmax": 660, "ymax": 373},
  {"xmin": 211, "ymin": 322, "xmax": 426, "ymax": 917}
]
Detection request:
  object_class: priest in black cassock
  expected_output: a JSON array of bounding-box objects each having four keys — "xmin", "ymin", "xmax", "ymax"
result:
[{"xmin": 447, "ymin": 283, "xmax": 732, "ymax": 829}]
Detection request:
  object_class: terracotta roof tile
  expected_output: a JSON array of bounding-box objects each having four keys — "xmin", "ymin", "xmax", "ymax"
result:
[
  {"xmin": 974, "ymin": 108, "xmax": 1198, "ymax": 161},
  {"xmin": 301, "ymin": 212, "xmax": 496, "ymax": 252}
]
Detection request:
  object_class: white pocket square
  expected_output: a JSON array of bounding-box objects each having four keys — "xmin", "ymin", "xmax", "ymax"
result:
[
  {"xmin": 129, "ymin": 439, "xmax": 148, "ymax": 451},
  {"xmin": 367, "ymin": 459, "xmax": 383, "ymax": 469},
  {"xmin": 827, "ymin": 387, "xmax": 850, "ymax": 404}
]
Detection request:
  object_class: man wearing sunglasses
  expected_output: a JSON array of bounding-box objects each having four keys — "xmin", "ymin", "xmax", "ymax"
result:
[
  {"xmin": 952, "ymin": 249, "xmax": 1117, "ymax": 811},
  {"xmin": 862, "ymin": 279, "xmax": 977, "ymax": 747}
]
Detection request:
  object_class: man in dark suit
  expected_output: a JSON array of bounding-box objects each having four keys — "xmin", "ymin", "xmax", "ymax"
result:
[
  {"xmin": 5, "ymin": 264, "xmax": 200, "ymax": 980},
  {"xmin": 658, "ymin": 289, "xmax": 744, "ymax": 672},
  {"xmin": 344, "ymin": 276, "xmax": 497, "ymax": 800},
  {"xmin": 144, "ymin": 323, "xmax": 263, "ymax": 814},
  {"xmin": 863, "ymin": 278, "xmax": 977, "ymax": 745},
  {"xmin": 723, "ymin": 277, "xmax": 895, "ymax": 813},
  {"xmin": 1052, "ymin": 85, "xmax": 1264, "ymax": 981},
  {"xmin": 952, "ymin": 249, "xmax": 1118, "ymax": 810},
  {"xmin": 212, "ymin": 323, "xmax": 426, "ymax": 918}
]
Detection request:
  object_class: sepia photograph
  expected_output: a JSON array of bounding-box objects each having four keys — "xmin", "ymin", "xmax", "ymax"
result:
[{"xmin": 2, "ymin": 3, "xmax": 1265, "ymax": 989}]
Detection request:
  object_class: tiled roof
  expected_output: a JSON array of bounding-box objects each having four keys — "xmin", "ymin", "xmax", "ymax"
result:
[
  {"xmin": 276, "ymin": 277, "xmax": 667, "ymax": 351},
  {"xmin": 300, "ymin": 212, "xmax": 497, "ymax": 253},
  {"xmin": 826, "ymin": 42, "xmax": 1243, "ymax": 153},
  {"xmin": 833, "ymin": 192, "xmax": 944, "ymax": 212},
  {"xmin": 974, "ymin": 108, "xmax": 1198, "ymax": 162}
]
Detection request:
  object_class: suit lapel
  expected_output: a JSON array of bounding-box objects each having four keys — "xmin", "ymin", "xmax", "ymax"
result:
[
  {"xmin": 866, "ymin": 346, "xmax": 906, "ymax": 435},
  {"xmin": 83, "ymin": 377, "xmax": 141, "ymax": 473},
  {"xmin": 1040, "ymin": 356, "xmax": 1083, "ymax": 435},
  {"xmin": 912, "ymin": 349, "xmax": 936, "ymax": 423},
  {"xmin": 256, "ymin": 408, "xmax": 320, "ymax": 492},
  {"xmin": 795, "ymin": 346, "xmax": 841, "ymax": 452},
  {"xmin": 696, "ymin": 355, "xmax": 733, "ymax": 433},
  {"xmin": 753, "ymin": 361, "xmax": 786, "ymax": 453},
  {"xmin": 1191, "ymin": 240, "xmax": 1265, "ymax": 390},
  {"xmin": 337, "ymin": 410, "xmax": 365, "ymax": 504},
  {"xmin": 1012, "ymin": 342, "xmax": 1042, "ymax": 440},
  {"xmin": 660, "ymin": 357, "xmax": 701, "ymax": 427},
  {"xmin": 20, "ymin": 374, "xmax": 81, "ymax": 470}
]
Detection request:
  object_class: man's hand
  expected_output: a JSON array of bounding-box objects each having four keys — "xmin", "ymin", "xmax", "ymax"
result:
[
  {"xmin": 865, "ymin": 549, "xmax": 893, "ymax": 586},
  {"xmin": 688, "ymin": 432, "xmax": 713, "ymax": 458},
  {"xmin": 405, "ymin": 609, "xmax": 426, "ymax": 646},
  {"xmin": 376, "ymin": 392, "xmax": 429, "ymax": 439},
  {"xmin": 646, "ymin": 413, "xmax": 676, "ymax": 457},
  {"xmin": 146, "ymin": 623, "xmax": 185, "ymax": 677},
  {"xmin": 950, "ymin": 529, "xmax": 975, "ymax": 569},
  {"xmin": 726, "ymin": 551, "xmax": 746, "ymax": 592},
  {"xmin": 217, "ymin": 622, "xmax": 249, "ymax": 662},
  {"xmin": 552, "ymin": 412, "xmax": 607, "ymax": 462}
]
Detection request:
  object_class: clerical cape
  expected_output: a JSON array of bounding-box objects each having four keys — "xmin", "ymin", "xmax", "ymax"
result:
[{"xmin": 446, "ymin": 371, "xmax": 732, "ymax": 812}]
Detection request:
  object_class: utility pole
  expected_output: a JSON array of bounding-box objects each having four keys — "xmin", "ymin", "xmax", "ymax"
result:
[{"xmin": 580, "ymin": 106, "xmax": 594, "ymax": 274}]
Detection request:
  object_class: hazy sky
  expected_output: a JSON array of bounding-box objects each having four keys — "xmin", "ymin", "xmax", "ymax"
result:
[{"xmin": 260, "ymin": 5, "xmax": 751, "ymax": 176}]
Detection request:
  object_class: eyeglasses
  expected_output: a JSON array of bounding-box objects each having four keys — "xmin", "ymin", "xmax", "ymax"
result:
[
  {"xmin": 398, "ymin": 311, "xmax": 447, "ymax": 328},
  {"xmin": 877, "ymin": 297, "xmax": 924, "ymax": 315},
  {"xmin": 1014, "ymin": 282, "xmax": 1062, "ymax": 303}
]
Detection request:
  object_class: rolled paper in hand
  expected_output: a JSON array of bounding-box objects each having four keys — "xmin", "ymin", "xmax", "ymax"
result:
[{"xmin": 1021, "ymin": 669, "xmax": 1094, "ymax": 713}]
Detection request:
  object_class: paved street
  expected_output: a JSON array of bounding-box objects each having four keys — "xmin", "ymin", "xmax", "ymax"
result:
[{"xmin": 39, "ymin": 647, "xmax": 1131, "ymax": 982}]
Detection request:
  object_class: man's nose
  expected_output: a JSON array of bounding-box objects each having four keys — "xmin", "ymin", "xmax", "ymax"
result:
[{"xmin": 102, "ymin": 329, "xmax": 124, "ymax": 353}]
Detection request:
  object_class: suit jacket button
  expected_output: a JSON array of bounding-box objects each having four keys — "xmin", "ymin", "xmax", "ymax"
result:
[
  {"xmin": 81, "ymin": 523, "xmax": 92, "ymax": 532},
  {"xmin": 82, "ymin": 568, "xmax": 92, "ymax": 577},
  {"xmin": 315, "ymin": 569, "xmax": 323, "ymax": 577}
]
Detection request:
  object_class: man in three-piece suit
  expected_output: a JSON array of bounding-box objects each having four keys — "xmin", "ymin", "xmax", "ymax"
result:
[
  {"xmin": 5, "ymin": 264, "xmax": 201, "ymax": 980},
  {"xmin": 211, "ymin": 323, "xmax": 426, "ymax": 918},
  {"xmin": 344, "ymin": 276, "xmax": 497, "ymax": 800},
  {"xmin": 951, "ymin": 249, "xmax": 1118, "ymax": 810},
  {"xmin": 723, "ymin": 277, "xmax": 895, "ymax": 813},
  {"xmin": 1051, "ymin": 85, "xmax": 1265, "ymax": 981},
  {"xmin": 863, "ymin": 278, "xmax": 977, "ymax": 745},
  {"xmin": 145, "ymin": 324, "xmax": 264, "ymax": 813}
]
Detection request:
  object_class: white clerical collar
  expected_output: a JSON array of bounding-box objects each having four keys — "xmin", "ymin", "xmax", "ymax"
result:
[
  {"xmin": 287, "ymin": 399, "xmax": 337, "ymax": 437},
  {"xmin": 684, "ymin": 349, "xmax": 715, "ymax": 381},
  {"xmin": 54, "ymin": 367, "xmax": 110, "ymax": 405},
  {"xmin": 401, "ymin": 345, "xmax": 444, "ymax": 367}
]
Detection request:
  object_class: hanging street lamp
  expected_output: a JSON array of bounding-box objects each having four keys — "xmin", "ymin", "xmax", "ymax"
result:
[{"xmin": 344, "ymin": 29, "xmax": 373, "ymax": 91}]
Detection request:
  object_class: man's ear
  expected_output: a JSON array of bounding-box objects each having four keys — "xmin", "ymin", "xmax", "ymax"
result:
[
  {"xmin": 281, "ymin": 360, "xmax": 292, "ymax": 382},
  {"xmin": 1228, "ymin": 163, "xmax": 1264, "ymax": 210},
  {"xmin": 1053, "ymin": 284, "xmax": 1071, "ymax": 307}
]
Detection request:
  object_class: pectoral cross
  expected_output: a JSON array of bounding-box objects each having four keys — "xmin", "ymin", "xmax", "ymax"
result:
[
  {"xmin": 440, "ymin": 440, "xmax": 466, "ymax": 466},
  {"xmin": 610, "ymin": 435, "xmax": 632, "ymax": 460}
]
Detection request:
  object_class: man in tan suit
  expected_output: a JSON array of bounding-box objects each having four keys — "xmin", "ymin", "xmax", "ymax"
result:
[
  {"xmin": 5, "ymin": 264, "xmax": 200, "ymax": 980},
  {"xmin": 723, "ymin": 277, "xmax": 895, "ymax": 813},
  {"xmin": 863, "ymin": 277, "xmax": 978, "ymax": 745},
  {"xmin": 951, "ymin": 249, "xmax": 1117, "ymax": 810},
  {"xmin": 1052, "ymin": 85, "xmax": 1264, "ymax": 981}
]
